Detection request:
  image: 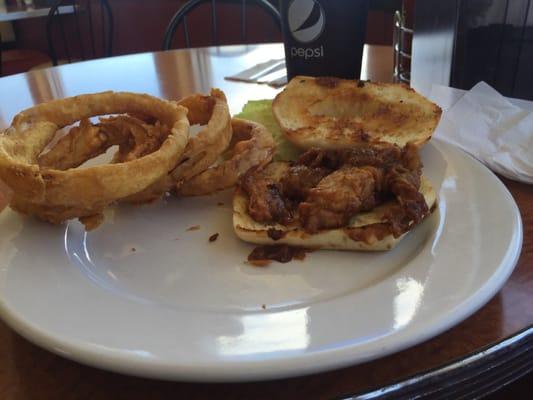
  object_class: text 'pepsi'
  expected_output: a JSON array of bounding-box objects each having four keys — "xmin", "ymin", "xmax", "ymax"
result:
[{"xmin": 280, "ymin": 0, "xmax": 369, "ymax": 80}]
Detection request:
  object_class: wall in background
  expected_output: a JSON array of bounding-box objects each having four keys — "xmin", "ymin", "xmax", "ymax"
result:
[
  {"xmin": 11, "ymin": 0, "xmax": 394, "ymax": 60},
  {"xmin": 2, "ymin": 0, "xmax": 399, "ymax": 74}
]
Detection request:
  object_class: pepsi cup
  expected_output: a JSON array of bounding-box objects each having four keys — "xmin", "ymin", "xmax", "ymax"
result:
[{"xmin": 280, "ymin": 0, "xmax": 370, "ymax": 80}]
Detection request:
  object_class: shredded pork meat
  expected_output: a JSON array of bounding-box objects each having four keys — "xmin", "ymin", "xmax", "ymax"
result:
[
  {"xmin": 280, "ymin": 165, "xmax": 330, "ymax": 200},
  {"xmin": 240, "ymin": 142, "xmax": 428, "ymax": 233},
  {"xmin": 299, "ymin": 166, "xmax": 383, "ymax": 232},
  {"xmin": 241, "ymin": 170, "xmax": 292, "ymax": 224},
  {"xmin": 296, "ymin": 142, "xmax": 403, "ymax": 169}
]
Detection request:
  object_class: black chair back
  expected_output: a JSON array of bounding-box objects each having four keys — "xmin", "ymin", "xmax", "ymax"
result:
[
  {"xmin": 162, "ymin": 0, "xmax": 281, "ymax": 50},
  {"xmin": 47, "ymin": 0, "xmax": 114, "ymax": 66}
]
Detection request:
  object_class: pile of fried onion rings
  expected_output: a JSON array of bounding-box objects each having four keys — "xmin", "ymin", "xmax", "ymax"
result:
[{"xmin": 0, "ymin": 89, "xmax": 275, "ymax": 230}]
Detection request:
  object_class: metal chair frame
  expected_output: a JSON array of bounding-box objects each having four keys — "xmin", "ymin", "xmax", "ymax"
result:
[
  {"xmin": 162, "ymin": 0, "xmax": 281, "ymax": 50},
  {"xmin": 46, "ymin": 0, "xmax": 113, "ymax": 66},
  {"xmin": 393, "ymin": 10, "xmax": 413, "ymax": 84}
]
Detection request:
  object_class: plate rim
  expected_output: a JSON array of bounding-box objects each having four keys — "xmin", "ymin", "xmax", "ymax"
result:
[{"xmin": 0, "ymin": 139, "xmax": 524, "ymax": 382}]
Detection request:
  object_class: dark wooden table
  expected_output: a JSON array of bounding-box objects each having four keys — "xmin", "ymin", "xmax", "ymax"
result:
[{"xmin": 0, "ymin": 44, "xmax": 531, "ymax": 399}]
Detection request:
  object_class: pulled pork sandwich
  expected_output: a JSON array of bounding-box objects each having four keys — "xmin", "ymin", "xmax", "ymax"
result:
[{"xmin": 233, "ymin": 76, "xmax": 441, "ymax": 252}]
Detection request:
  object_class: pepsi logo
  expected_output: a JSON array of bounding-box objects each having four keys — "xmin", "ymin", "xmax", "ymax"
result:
[{"xmin": 288, "ymin": 0, "xmax": 326, "ymax": 43}]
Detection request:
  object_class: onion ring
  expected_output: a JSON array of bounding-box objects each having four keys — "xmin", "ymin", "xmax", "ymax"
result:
[
  {"xmin": 177, "ymin": 118, "xmax": 275, "ymax": 196},
  {"xmin": 38, "ymin": 118, "xmax": 112, "ymax": 170},
  {"xmin": 38, "ymin": 115, "xmax": 168, "ymax": 169},
  {"xmin": 122, "ymin": 88, "xmax": 232, "ymax": 203},
  {"xmin": 101, "ymin": 116, "xmax": 168, "ymax": 163},
  {"xmin": 0, "ymin": 92, "xmax": 189, "ymax": 228},
  {"xmin": 171, "ymin": 88, "xmax": 232, "ymax": 182}
]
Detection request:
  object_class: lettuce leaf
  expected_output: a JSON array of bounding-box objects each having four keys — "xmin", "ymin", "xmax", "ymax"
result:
[{"xmin": 236, "ymin": 100, "xmax": 302, "ymax": 162}]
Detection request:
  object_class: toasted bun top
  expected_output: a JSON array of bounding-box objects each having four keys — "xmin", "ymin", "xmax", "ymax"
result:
[{"xmin": 272, "ymin": 76, "xmax": 442, "ymax": 150}]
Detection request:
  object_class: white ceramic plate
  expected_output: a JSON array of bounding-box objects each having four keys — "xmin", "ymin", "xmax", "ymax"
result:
[{"xmin": 0, "ymin": 140, "xmax": 522, "ymax": 382}]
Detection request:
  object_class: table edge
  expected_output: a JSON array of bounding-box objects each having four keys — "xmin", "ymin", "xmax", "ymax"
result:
[{"xmin": 344, "ymin": 325, "xmax": 533, "ymax": 399}]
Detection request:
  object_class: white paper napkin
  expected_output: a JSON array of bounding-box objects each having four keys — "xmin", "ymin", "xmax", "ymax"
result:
[{"xmin": 430, "ymin": 82, "xmax": 533, "ymax": 184}]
